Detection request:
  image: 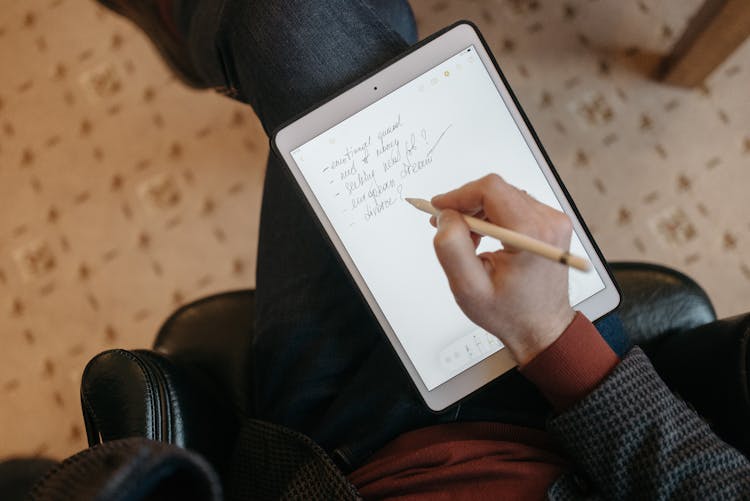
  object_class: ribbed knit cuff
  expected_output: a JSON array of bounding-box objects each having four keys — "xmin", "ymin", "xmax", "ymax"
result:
[{"xmin": 519, "ymin": 312, "xmax": 619, "ymax": 412}]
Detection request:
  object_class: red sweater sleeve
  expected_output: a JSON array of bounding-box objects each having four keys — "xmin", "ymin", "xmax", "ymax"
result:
[{"xmin": 519, "ymin": 312, "xmax": 619, "ymax": 412}]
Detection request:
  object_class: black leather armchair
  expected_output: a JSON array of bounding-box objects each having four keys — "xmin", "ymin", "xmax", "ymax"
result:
[{"xmin": 80, "ymin": 262, "xmax": 750, "ymax": 481}]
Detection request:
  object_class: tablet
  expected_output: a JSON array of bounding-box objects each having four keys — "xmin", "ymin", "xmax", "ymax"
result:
[{"xmin": 272, "ymin": 21, "xmax": 621, "ymax": 411}]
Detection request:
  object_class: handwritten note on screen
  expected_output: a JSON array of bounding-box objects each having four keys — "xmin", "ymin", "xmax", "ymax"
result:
[{"xmin": 291, "ymin": 46, "xmax": 604, "ymax": 390}]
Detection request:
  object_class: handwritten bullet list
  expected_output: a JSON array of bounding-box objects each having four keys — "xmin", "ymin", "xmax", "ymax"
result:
[{"xmin": 319, "ymin": 114, "xmax": 453, "ymax": 226}]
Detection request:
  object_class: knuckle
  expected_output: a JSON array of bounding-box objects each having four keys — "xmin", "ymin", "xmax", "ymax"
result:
[
  {"xmin": 433, "ymin": 232, "xmax": 447, "ymax": 250},
  {"xmin": 538, "ymin": 226, "xmax": 558, "ymax": 244},
  {"xmin": 433, "ymin": 227, "xmax": 457, "ymax": 251},
  {"xmin": 537, "ymin": 211, "xmax": 572, "ymax": 243},
  {"xmin": 559, "ymin": 214, "xmax": 573, "ymax": 234},
  {"xmin": 482, "ymin": 173, "xmax": 504, "ymax": 190},
  {"xmin": 552, "ymin": 211, "xmax": 573, "ymax": 235}
]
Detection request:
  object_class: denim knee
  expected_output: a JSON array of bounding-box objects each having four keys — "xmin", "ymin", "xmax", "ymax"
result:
[{"xmin": 212, "ymin": 0, "xmax": 412, "ymax": 132}]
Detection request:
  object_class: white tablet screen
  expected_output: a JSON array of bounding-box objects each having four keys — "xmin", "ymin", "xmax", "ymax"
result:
[{"xmin": 290, "ymin": 45, "xmax": 605, "ymax": 391}]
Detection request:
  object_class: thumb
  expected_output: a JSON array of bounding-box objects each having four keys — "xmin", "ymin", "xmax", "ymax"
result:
[{"xmin": 433, "ymin": 210, "xmax": 492, "ymax": 301}]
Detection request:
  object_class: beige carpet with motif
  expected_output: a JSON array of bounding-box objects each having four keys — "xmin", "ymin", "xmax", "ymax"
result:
[{"xmin": 0, "ymin": 0, "xmax": 748, "ymax": 459}]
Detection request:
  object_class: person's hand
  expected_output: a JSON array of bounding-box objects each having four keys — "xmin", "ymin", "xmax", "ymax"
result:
[{"xmin": 430, "ymin": 174, "xmax": 576, "ymax": 365}]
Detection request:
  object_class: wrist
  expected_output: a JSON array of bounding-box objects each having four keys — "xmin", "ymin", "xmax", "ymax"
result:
[
  {"xmin": 506, "ymin": 308, "xmax": 576, "ymax": 365},
  {"xmin": 519, "ymin": 312, "xmax": 620, "ymax": 411}
]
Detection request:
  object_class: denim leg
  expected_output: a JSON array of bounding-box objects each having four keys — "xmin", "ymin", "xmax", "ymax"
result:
[
  {"xmin": 178, "ymin": 0, "xmax": 447, "ymax": 469},
  {"xmin": 176, "ymin": 0, "xmax": 631, "ymax": 471}
]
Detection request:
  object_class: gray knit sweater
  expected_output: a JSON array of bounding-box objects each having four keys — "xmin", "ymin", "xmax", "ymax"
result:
[{"xmin": 547, "ymin": 347, "xmax": 750, "ymax": 499}]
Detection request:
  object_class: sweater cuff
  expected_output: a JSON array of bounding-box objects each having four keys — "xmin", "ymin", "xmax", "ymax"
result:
[{"xmin": 519, "ymin": 312, "xmax": 619, "ymax": 411}]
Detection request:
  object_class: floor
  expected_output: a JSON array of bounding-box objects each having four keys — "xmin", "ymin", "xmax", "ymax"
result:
[{"xmin": 0, "ymin": 0, "xmax": 748, "ymax": 460}]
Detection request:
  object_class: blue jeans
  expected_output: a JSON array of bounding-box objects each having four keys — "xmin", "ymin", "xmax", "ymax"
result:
[{"xmin": 179, "ymin": 0, "xmax": 630, "ymax": 472}]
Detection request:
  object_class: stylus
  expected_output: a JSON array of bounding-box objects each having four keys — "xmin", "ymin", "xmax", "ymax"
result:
[{"xmin": 405, "ymin": 198, "xmax": 591, "ymax": 272}]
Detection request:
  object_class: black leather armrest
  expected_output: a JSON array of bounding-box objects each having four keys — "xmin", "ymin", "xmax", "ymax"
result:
[
  {"xmin": 81, "ymin": 349, "xmax": 172, "ymax": 445},
  {"xmin": 650, "ymin": 313, "xmax": 750, "ymax": 457},
  {"xmin": 80, "ymin": 349, "xmax": 240, "ymax": 478},
  {"xmin": 80, "ymin": 290, "xmax": 255, "ymax": 477},
  {"xmin": 609, "ymin": 261, "xmax": 716, "ymax": 347}
]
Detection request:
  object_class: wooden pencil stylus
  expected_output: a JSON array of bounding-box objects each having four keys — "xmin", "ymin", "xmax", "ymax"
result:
[{"xmin": 405, "ymin": 197, "xmax": 591, "ymax": 272}]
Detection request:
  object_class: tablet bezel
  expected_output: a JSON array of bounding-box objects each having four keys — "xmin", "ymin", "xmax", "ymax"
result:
[{"xmin": 272, "ymin": 21, "xmax": 621, "ymax": 411}]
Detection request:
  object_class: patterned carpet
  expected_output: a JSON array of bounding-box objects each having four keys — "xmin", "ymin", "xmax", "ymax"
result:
[{"xmin": 0, "ymin": 0, "xmax": 748, "ymax": 460}]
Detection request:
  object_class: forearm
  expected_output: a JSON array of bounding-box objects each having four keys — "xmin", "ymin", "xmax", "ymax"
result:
[
  {"xmin": 548, "ymin": 348, "xmax": 750, "ymax": 498},
  {"xmin": 521, "ymin": 316, "xmax": 750, "ymax": 499}
]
